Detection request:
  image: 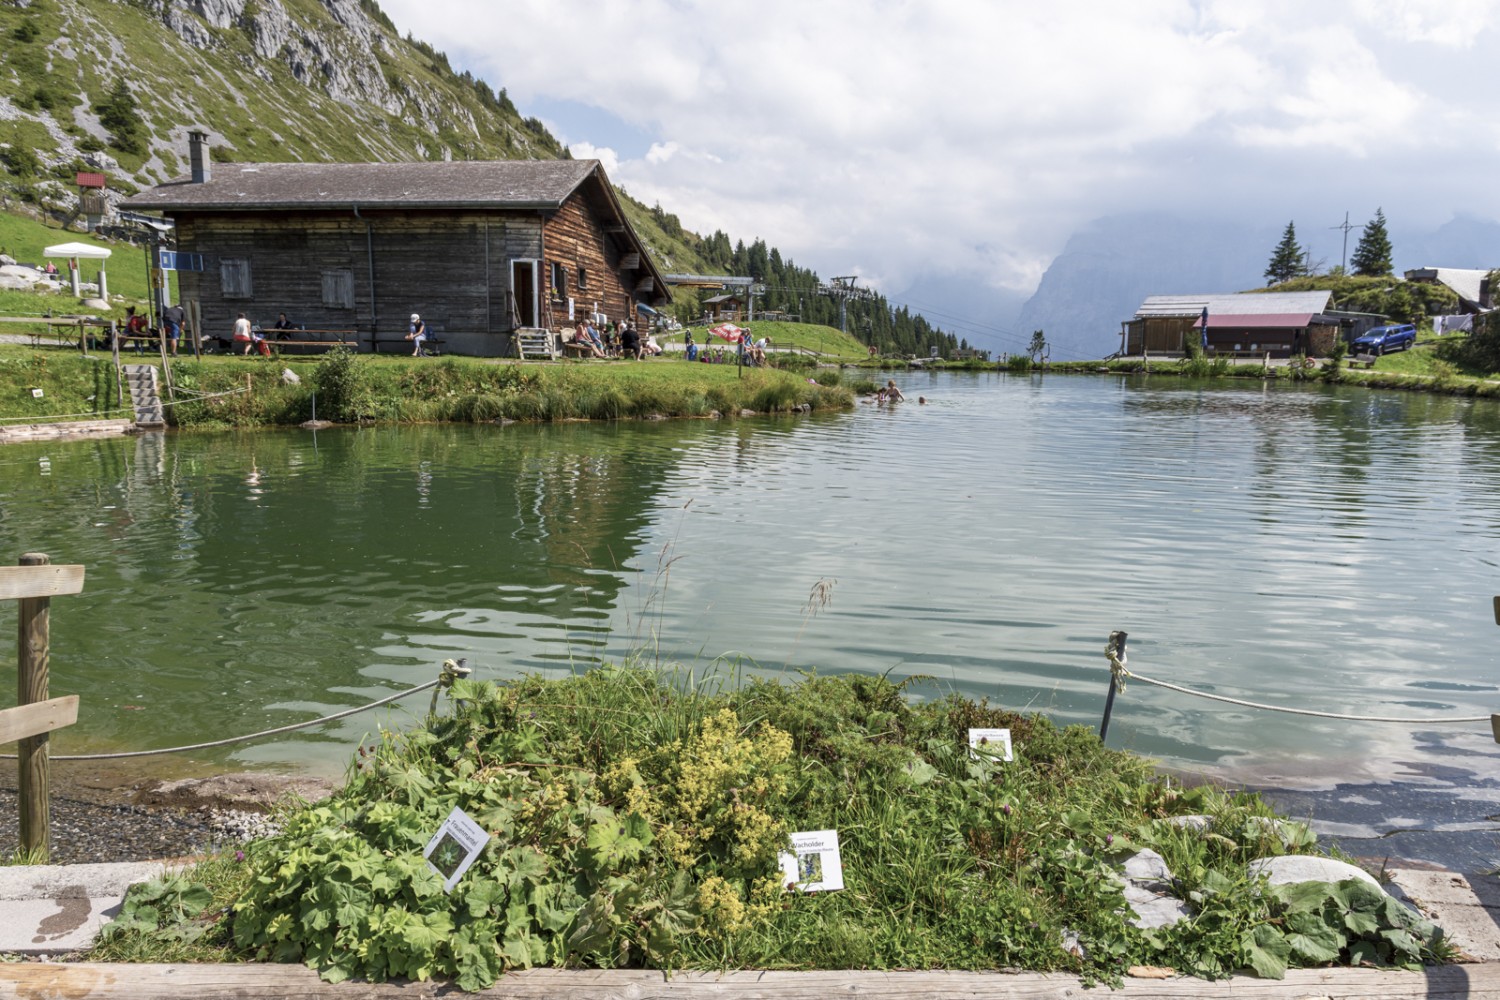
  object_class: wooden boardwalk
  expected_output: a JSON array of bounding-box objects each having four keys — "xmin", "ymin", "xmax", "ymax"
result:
[{"xmin": 1, "ymin": 963, "xmax": 1497, "ymax": 999}]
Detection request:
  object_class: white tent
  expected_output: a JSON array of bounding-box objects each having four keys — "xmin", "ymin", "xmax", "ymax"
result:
[
  {"xmin": 43, "ymin": 242, "xmax": 112, "ymax": 296},
  {"xmin": 43, "ymin": 241, "xmax": 112, "ymax": 259}
]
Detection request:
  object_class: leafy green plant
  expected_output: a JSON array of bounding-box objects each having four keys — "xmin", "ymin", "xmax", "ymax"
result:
[
  {"xmin": 311, "ymin": 347, "xmax": 377, "ymax": 422},
  {"xmin": 1266, "ymin": 879, "xmax": 1446, "ymax": 974},
  {"xmin": 99, "ymin": 874, "xmax": 215, "ymax": 946}
]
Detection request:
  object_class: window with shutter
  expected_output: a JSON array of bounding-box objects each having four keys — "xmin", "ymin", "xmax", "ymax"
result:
[
  {"xmin": 321, "ymin": 269, "xmax": 355, "ymax": 309},
  {"xmin": 220, "ymin": 257, "xmax": 253, "ymax": 299}
]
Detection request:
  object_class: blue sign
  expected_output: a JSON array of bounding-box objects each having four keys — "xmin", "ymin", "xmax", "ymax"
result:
[{"xmin": 157, "ymin": 251, "xmax": 204, "ymax": 272}]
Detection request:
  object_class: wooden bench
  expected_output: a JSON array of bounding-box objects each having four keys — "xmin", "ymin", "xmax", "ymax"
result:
[
  {"xmin": 272, "ymin": 338, "xmax": 359, "ymax": 355},
  {"xmin": 1348, "ymin": 353, "xmax": 1378, "ymax": 369},
  {"xmin": 561, "ymin": 340, "xmax": 604, "ymax": 359},
  {"xmin": 372, "ymin": 328, "xmax": 444, "ymax": 355}
]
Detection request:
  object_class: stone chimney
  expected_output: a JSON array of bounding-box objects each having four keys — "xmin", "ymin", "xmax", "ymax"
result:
[{"xmin": 188, "ymin": 130, "xmax": 210, "ymax": 184}]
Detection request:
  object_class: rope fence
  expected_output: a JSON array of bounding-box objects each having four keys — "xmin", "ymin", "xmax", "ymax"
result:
[
  {"xmin": 0, "ymin": 385, "xmax": 249, "ymax": 424},
  {"xmin": 1099, "ymin": 630, "xmax": 1497, "ymax": 741},
  {"xmin": 0, "ymin": 659, "xmax": 469, "ymax": 762}
]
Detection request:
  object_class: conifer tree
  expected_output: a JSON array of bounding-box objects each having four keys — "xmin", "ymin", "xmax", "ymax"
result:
[
  {"xmin": 95, "ymin": 80, "xmax": 144, "ymax": 155},
  {"xmin": 1264, "ymin": 221, "xmax": 1307, "ymax": 285},
  {"xmin": 1350, "ymin": 208, "xmax": 1394, "ymax": 276}
]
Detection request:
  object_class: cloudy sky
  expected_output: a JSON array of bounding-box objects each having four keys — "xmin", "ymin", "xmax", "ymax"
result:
[{"xmin": 380, "ymin": 0, "xmax": 1500, "ymax": 339}]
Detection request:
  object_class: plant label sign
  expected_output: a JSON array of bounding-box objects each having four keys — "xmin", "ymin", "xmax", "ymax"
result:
[
  {"xmin": 779, "ymin": 829, "xmax": 844, "ymax": 893},
  {"xmin": 968, "ymin": 727, "xmax": 1013, "ymax": 762},
  {"xmin": 423, "ymin": 806, "xmax": 492, "ymax": 893}
]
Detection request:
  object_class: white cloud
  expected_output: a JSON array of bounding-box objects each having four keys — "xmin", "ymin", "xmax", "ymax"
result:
[
  {"xmin": 381, "ymin": 0, "xmax": 1500, "ymax": 311},
  {"xmin": 1353, "ymin": 0, "xmax": 1500, "ymax": 47},
  {"xmin": 566, "ymin": 141, "xmax": 619, "ymax": 175}
]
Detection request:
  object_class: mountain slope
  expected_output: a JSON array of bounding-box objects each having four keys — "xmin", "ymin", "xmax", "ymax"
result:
[{"xmin": 0, "ymin": 0, "xmax": 957, "ymax": 355}]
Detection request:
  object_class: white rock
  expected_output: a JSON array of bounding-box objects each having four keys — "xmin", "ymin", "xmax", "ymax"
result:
[
  {"xmin": 1118, "ymin": 849, "xmax": 1191, "ymax": 930},
  {"xmin": 1123, "ymin": 848, "xmax": 1173, "ymax": 885},
  {"xmin": 1124, "ymin": 884, "xmax": 1193, "ymax": 929},
  {"xmin": 1165, "ymin": 814, "xmax": 1212, "ymax": 831},
  {"xmin": 281, "ymin": 368, "xmax": 301, "ymax": 384},
  {"xmin": 1248, "ymin": 855, "xmax": 1381, "ymax": 890}
]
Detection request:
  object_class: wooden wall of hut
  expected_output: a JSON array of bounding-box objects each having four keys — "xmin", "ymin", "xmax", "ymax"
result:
[
  {"xmin": 1125, "ymin": 316, "xmax": 1195, "ymax": 354},
  {"xmin": 542, "ymin": 197, "xmax": 637, "ymax": 329},
  {"xmin": 174, "ymin": 210, "xmax": 541, "ymax": 353}
]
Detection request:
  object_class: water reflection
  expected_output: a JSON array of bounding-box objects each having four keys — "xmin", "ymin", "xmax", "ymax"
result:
[{"xmin": 1, "ymin": 375, "xmax": 1498, "ymax": 792}]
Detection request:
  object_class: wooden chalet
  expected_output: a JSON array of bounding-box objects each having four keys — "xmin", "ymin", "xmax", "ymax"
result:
[
  {"xmin": 702, "ymin": 293, "xmax": 744, "ymax": 321},
  {"xmin": 120, "ymin": 133, "xmax": 671, "ymax": 356},
  {"xmin": 1123, "ymin": 291, "xmax": 1341, "ymax": 358}
]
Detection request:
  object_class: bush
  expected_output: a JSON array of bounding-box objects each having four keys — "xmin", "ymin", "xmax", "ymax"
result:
[
  {"xmin": 1007, "ymin": 354, "xmax": 1033, "ymax": 373},
  {"xmin": 311, "ymin": 347, "xmax": 376, "ymax": 422}
]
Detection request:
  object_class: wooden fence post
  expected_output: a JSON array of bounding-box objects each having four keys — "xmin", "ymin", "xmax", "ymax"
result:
[{"xmin": 17, "ymin": 552, "xmax": 51, "ymax": 859}]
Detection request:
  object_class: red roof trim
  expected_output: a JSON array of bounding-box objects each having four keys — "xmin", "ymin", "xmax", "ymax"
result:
[{"xmin": 1196, "ymin": 313, "xmax": 1315, "ymax": 329}]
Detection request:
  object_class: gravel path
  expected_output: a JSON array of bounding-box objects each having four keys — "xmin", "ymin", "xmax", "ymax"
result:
[
  {"xmin": 0, "ymin": 789, "xmax": 219, "ymax": 863},
  {"xmin": 0, "ymin": 768, "xmax": 315, "ymax": 864}
]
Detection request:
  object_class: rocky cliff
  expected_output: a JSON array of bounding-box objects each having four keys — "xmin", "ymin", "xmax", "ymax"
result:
[{"xmin": 0, "ymin": 0, "xmax": 563, "ymax": 209}]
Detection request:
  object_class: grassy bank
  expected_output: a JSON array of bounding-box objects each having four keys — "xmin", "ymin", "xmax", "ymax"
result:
[
  {"xmin": 91, "ymin": 669, "xmax": 1445, "ymax": 989},
  {"xmin": 0, "ymin": 345, "xmax": 853, "ymax": 427},
  {"xmin": 1043, "ymin": 348, "xmax": 1500, "ymax": 399}
]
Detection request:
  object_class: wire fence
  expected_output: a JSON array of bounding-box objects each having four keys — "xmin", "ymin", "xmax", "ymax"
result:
[{"xmin": 0, "ymin": 660, "xmax": 469, "ymax": 762}]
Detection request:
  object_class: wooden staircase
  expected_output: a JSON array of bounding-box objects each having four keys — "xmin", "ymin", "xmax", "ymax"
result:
[
  {"xmin": 121, "ymin": 364, "xmax": 165, "ymax": 428},
  {"xmin": 515, "ymin": 328, "xmax": 557, "ymax": 360}
]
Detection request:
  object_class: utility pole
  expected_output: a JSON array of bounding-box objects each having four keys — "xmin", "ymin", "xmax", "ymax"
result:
[{"xmin": 1332, "ymin": 212, "xmax": 1354, "ymax": 273}]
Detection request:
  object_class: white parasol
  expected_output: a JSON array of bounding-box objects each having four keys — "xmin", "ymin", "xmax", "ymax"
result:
[{"xmin": 43, "ymin": 242, "xmax": 113, "ymax": 259}]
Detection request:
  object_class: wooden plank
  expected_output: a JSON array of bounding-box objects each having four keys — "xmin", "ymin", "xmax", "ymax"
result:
[
  {"xmin": 0, "ymin": 564, "xmax": 85, "ymax": 601},
  {"xmin": 0, "ymin": 963, "xmax": 1494, "ymax": 999},
  {"xmin": 0, "ymin": 695, "xmax": 78, "ymax": 744},
  {"xmin": 16, "ymin": 552, "xmax": 53, "ymax": 859}
]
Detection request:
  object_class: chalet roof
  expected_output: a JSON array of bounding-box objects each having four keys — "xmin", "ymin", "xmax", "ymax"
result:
[
  {"xmin": 121, "ymin": 158, "xmax": 672, "ymax": 302},
  {"xmin": 1192, "ymin": 313, "xmax": 1335, "ymax": 329},
  {"xmin": 703, "ymin": 293, "xmax": 743, "ymax": 304},
  {"xmin": 120, "ymin": 159, "xmax": 601, "ymax": 211},
  {"xmin": 1135, "ymin": 291, "xmax": 1332, "ymax": 318},
  {"xmin": 1404, "ymin": 267, "xmax": 1491, "ymax": 307}
]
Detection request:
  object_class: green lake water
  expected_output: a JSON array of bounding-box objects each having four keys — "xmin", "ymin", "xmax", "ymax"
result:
[{"xmin": 3, "ymin": 372, "xmax": 1499, "ymax": 807}]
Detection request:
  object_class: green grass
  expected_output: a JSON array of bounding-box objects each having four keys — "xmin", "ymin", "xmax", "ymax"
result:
[
  {"xmin": 657, "ymin": 321, "xmax": 867, "ymax": 359},
  {"xmin": 88, "ymin": 668, "xmax": 1447, "ymax": 987},
  {"xmin": 0, "ymin": 212, "xmax": 164, "ymax": 305},
  {"xmin": 0, "ymin": 345, "xmax": 854, "ymax": 427},
  {"xmin": 0, "ymin": 346, "xmax": 132, "ymax": 422}
]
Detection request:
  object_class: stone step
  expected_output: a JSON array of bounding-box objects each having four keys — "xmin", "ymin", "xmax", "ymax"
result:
[{"xmin": 0, "ymin": 861, "xmax": 167, "ymax": 954}]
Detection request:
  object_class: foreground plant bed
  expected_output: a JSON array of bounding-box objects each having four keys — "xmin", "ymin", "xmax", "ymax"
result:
[{"xmin": 92, "ymin": 670, "xmax": 1447, "ymax": 990}]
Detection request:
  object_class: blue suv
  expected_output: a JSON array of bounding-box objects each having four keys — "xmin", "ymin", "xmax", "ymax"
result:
[{"xmin": 1351, "ymin": 324, "xmax": 1417, "ymax": 355}]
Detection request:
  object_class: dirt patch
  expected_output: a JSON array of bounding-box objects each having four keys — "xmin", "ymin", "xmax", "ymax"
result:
[{"xmin": 135, "ymin": 773, "xmax": 336, "ymax": 813}]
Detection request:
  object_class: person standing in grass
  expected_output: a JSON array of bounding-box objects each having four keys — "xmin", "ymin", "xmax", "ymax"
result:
[{"xmin": 162, "ymin": 302, "xmax": 184, "ymax": 356}]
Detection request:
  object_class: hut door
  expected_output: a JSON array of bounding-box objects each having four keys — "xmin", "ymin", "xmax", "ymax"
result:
[{"xmin": 511, "ymin": 259, "xmax": 539, "ymax": 328}]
